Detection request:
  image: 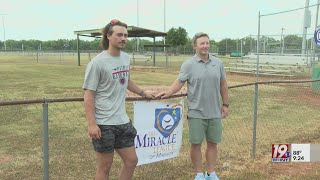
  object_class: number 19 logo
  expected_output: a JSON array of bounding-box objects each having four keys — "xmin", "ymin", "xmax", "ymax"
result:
[{"xmin": 272, "ymin": 144, "xmax": 290, "ymax": 162}]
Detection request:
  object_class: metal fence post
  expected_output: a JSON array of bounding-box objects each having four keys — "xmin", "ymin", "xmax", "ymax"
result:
[
  {"xmin": 165, "ymin": 49, "xmax": 168, "ymax": 68},
  {"xmin": 252, "ymin": 11, "xmax": 261, "ymax": 160},
  {"xmin": 42, "ymin": 98, "xmax": 49, "ymax": 180},
  {"xmin": 77, "ymin": 34, "xmax": 80, "ymax": 66},
  {"xmin": 312, "ymin": 1, "xmax": 320, "ymax": 66}
]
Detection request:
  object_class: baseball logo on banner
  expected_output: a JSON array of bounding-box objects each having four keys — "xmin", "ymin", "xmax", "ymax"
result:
[
  {"xmin": 314, "ymin": 25, "xmax": 320, "ymax": 47},
  {"xmin": 154, "ymin": 106, "xmax": 182, "ymax": 138}
]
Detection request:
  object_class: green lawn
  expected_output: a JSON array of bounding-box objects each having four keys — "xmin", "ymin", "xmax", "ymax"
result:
[{"xmin": 0, "ymin": 54, "xmax": 320, "ymax": 179}]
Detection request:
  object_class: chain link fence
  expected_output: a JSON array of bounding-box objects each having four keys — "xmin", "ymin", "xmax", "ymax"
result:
[
  {"xmin": 256, "ymin": 2, "xmax": 320, "ymax": 67},
  {"xmin": 0, "ymin": 50, "xmax": 180, "ymax": 69},
  {"xmin": 1, "ymin": 80, "xmax": 320, "ymax": 179},
  {"xmin": 0, "ymin": 50, "xmax": 99, "ymax": 66}
]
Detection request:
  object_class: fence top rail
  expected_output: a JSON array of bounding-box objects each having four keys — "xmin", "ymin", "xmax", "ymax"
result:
[
  {"xmin": 1, "ymin": 79, "xmax": 320, "ymax": 106},
  {"xmin": 0, "ymin": 94, "xmax": 187, "ymax": 106},
  {"xmin": 237, "ymin": 61, "xmax": 307, "ymax": 67},
  {"xmin": 230, "ymin": 62, "xmax": 303, "ymax": 68},
  {"xmin": 0, "ymin": 98, "xmax": 84, "ymax": 106},
  {"xmin": 229, "ymin": 79, "xmax": 320, "ymax": 89}
]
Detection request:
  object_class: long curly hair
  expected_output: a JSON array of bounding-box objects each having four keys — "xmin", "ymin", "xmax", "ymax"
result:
[{"xmin": 100, "ymin": 19, "xmax": 128, "ymax": 50}]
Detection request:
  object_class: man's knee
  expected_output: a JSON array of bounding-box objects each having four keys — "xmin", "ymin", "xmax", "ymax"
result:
[
  {"xmin": 96, "ymin": 161, "xmax": 113, "ymax": 179},
  {"xmin": 97, "ymin": 159, "xmax": 113, "ymax": 171},
  {"xmin": 96, "ymin": 152, "xmax": 114, "ymax": 171},
  {"xmin": 123, "ymin": 156, "xmax": 138, "ymax": 168},
  {"xmin": 206, "ymin": 141, "xmax": 218, "ymax": 148},
  {"xmin": 191, "ymin": 144, "xmax": 202, "ymax": 150}
]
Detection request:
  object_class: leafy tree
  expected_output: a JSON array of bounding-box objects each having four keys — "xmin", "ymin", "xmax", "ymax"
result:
[
  {"xmin": 283, "ymin": 35, "xmax": 302, "ymax": 50},
  {"xmin": 218, "ymin": 38, "xmax": 237, "ymax": 54},
  {"xmin": 165, "ymin": 27, "xmax": 188, "ymax": 46}
]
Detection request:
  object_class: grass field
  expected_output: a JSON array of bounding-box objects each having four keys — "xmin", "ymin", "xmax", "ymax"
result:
[{"xmin": 0, "ymin": 53, "xmax": 320, "ymax": 179}]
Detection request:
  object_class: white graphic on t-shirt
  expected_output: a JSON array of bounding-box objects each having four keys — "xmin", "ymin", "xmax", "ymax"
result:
[{"xmin": 112, "ymin": 65, "xmax": 129, "ymax": 85}]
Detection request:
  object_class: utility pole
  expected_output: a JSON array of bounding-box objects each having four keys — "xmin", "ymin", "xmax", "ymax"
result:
[
  {"xmin": 136, "ymin": 0, "xmax": 140, "ymax": 52},
  {"xmin": 163, "ymin": 0, "xmax": 166, "ymax": 52},
  {"xmin": 312, "ymin": 0, "xmax": 320, "ymax": 66},
  {"xmin": 0, "ymin": 14, "xmax": 7, "ymax": 51},
  {"xmin": 225, "ymin": 39, "xmax": 228, "ymax": 55},
  {"xmin": 250, "ymin": 35, "xmax": 252, "ymax": 53},
  {"xmin": 240, "ymin": 39, "xmax": 243, "ymax": 57},
  {"xmin": 281, "ymin": 28, "xmax": 285, "ymax": 54},
  {"xmin": 302, "ymin": 0, "xmax": 310, "ymax": 55},
  {"xmin": 263, "ymin": 38, "xmax": 266, "ymax": 53}
]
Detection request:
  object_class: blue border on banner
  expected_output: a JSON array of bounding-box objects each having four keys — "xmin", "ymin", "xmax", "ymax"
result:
[{"xmin": 314, "ymin": 26, "xmax": 320, "ymax": 47}]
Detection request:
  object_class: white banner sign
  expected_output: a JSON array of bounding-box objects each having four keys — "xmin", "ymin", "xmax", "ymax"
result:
[
  {"xmin": 134, "ymin": 99, "xmax": 184, "ymax": 165},
  {"xmin": 314, "ymin": 25, "xmax": 320, "ymax": 47}
]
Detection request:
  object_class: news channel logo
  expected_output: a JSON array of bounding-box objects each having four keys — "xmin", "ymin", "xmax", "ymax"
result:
[{"xmin": 272, "ymin": 144, "xmax": 290, "ymax": 162}]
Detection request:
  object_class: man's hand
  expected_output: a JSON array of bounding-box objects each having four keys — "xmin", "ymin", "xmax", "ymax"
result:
[
  {"xmin": 156, "ymin": 80, "xmax": 183, "ymax": 99},
  {"xmin": 144, "ymin": 92, "xmax": 155, "ymax": 100},
  {"xmin": 88, "ymin": 124, "xmax": 101, "ymax": 140},
  {"xmin": 221, "ymin": 106, "xmax": 229, "ymax": 119},
  {"xmin": 156, "ymin": 91, "xmax": 172, "ymax": 99}
]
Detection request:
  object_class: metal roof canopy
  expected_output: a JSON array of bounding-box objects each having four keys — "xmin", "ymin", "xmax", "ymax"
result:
[{"xmin": 74, "ymin": 26, "xmax": 167, "ymax": 66}]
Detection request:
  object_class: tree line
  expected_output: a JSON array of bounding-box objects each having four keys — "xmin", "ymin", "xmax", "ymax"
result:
[{"xmin": 0, "ymin": 27, "xmax": 307, "ymax": 55}]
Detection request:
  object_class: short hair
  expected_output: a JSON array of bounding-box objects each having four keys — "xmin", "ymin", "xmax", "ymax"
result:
[
  {"xmin": 192, "ymin": 32, "xmax": 209, "ymax": 46},
  {"xmin": 100, "ymin": 19, "xmax": 128, "ymax": 50}
]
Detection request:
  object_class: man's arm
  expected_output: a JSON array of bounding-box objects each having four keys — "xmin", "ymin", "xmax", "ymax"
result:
[
  {"xmin": 84, "ymin": 89, "xmax": 101, "ymax": 139},
  {"xmin": 127, "ymin": 79, "xmax": 154, "ymax": 99},
  {"xmin": 220, "ymin": 79, "xmax": 229, "ymax": 118},
  {"xmin": 156, "ymin": 79, "xmax": 185, "ymax": 99}
]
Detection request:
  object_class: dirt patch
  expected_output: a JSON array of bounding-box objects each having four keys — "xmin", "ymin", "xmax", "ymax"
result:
[
  {"xmin": 0, "ymin": 155, "xmax": 14, "ymax": 164},
  {"xmin": 231, "ymin": 71, "xmax": 320, "ymax": 107},
  {"xmin": 226, "ymin": 72, "xmax": 295, "ymax": 82},
  {"xmin": 272, "ymin": 86, "xmax": 320, "ymax": 106},
  {"xmin": 297, "ymin": 88, "xmax": 320, "ymax": 106}
]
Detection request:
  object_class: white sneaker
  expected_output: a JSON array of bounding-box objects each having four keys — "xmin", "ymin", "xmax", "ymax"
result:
[
  {"xmin": 205, "ymin": 172, "xmax": 219, "ymax": 180},
  {"xmin": 194, "ymin": 173, "xmax": 205, "ymax": 180}
]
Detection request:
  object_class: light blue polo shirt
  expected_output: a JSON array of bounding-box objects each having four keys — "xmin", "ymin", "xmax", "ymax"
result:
[{"xmin": 178, "ymin": 54, "xmax": 226, "ymax": 119}]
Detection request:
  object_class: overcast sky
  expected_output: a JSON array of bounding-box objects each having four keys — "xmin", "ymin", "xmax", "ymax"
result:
[{"xmin": 1, "ymin": 0, "xmax": 320, "ymax": 41}]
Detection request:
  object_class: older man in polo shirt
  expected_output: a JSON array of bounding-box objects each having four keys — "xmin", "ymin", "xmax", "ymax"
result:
[{"xmin": 157, "ymin": 32, "xmax": 229, "ymax": 180}]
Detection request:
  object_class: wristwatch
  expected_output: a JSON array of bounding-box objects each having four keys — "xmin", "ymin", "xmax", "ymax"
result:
[{"xmin": 222, "ymin": 103, "xmax": 229, "ymax": 108}]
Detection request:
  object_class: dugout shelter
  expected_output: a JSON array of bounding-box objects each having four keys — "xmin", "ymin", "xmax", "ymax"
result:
[{"xmin": 74, "ymin": 26, "xmax": 167, "ymax": 66}]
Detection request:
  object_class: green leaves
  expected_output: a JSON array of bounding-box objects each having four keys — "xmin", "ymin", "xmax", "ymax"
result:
[{"xmin": 165, "ymin": 27, "xmax": 188, "ymax": 46}]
